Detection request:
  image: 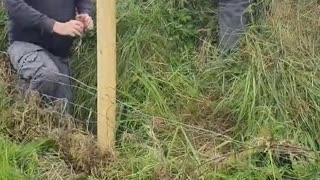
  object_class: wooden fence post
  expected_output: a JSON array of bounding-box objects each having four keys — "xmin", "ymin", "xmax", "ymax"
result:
[{"xmin": 97, "ymin": 0, "xmax": 116, "ymax": 154}]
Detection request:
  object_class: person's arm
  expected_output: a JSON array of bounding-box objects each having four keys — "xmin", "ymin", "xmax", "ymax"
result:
[
  {"xmin": 76, "ymin": 0, "xmax": 93, "ymax": 16},
  {"xmin": 2, "ymin": 0, "xmax": 55, "ymax": 33}
]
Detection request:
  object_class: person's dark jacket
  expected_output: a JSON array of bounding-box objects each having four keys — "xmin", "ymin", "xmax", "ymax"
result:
[{"xmin": 2, "ymin": 0, "xmax": 93, "ymax": 57}]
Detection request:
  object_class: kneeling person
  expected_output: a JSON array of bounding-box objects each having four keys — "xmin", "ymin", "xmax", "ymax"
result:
[{"xmin": 3, "ymin": 0, "xmax": 93, "ymax": 110}]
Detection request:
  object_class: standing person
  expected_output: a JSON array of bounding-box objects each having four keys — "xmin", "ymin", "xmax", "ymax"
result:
[
  {"xmin": 2, "ymin": 0, "xmax": 94, "ymax": 111},
  {"xmin": 218, "ymin": 0, "xmax": 250, "ymax": 53}
]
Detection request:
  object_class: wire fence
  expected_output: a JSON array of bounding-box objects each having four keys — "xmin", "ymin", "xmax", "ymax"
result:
[
  {"xmin": 1, "ymin": 54, "xmax": 318, "ymax": 170},
  {"xmin": 0, "ymin": 64, "xmax": 240, "ymax": 144}
]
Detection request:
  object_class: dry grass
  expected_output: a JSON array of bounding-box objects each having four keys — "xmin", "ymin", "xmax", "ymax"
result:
[{"xmin": 0, "ymin": 55, "xmax": 112, "ymax": 178}]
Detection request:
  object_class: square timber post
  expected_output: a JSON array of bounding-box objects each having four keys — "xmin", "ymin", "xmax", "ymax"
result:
[{"xmin": 97, "ymin": 0, "xmax": 116, "ymax": 154}]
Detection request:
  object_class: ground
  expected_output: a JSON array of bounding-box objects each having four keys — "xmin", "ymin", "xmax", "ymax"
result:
[{"xmin": 1, "ymin": 0, "xmax": 320, "ymax": 179}]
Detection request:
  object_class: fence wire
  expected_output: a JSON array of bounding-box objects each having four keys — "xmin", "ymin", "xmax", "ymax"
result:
[{"xmin": 0, "ymin": 66, "xmax": 240, "ymax": 144}]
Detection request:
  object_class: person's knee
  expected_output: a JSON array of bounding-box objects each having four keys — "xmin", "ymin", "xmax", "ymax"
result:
[
  {"xmin": 35, "ymin": 66, "xmax": 72, "ymax": 97},
  {"xmin": 39, "ymin": 66, "xmax": 61, "ymax": 83},
  {"xmin": 31, "ymin": 66, "xmax": 62, "ymax": 92}
]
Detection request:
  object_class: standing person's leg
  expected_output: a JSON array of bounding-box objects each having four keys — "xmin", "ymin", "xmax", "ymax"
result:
[
  {"xmin": 218, "ymin": 0, "xmax": 250, "ymax": 53},
  {"xmin": 8, "ymin": 41, "xmax": 72, "ymax": 111}
]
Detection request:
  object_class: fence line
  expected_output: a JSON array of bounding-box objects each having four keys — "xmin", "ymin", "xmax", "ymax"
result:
[
  {"xmin": 0, "ymin": 65, "xmax": 244, "ymax": 145},
  {"xmin": 1, "ymin": 82, "xmax": 241, "ymax": 146}
]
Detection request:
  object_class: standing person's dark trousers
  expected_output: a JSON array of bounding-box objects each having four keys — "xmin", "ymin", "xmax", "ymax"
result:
[{"xmin": 219, "ymin": 0, "xmax": 250, "ymax": 53}]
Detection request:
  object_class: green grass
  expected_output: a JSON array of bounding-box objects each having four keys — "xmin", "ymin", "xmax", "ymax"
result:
[
  {"xmin": 1, "ymin": 0, "xmax": 320, "ymax": 179},
  {"xmin": 0, "ymin": 137, "xmax": 54, "ymax": 180}
]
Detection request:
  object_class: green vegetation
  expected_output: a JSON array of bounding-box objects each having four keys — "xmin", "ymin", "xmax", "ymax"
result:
[
  {"xmin": 0, "ymin": 137, "xmax": 53, "ymax": 180},
  {"xmin": 1, "ymin": 0, "xmax": 320, "ymax": 179}
]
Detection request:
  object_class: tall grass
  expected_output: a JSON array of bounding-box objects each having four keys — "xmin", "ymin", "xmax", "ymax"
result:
[
  {"xmin": 0, "ymin": 79, "xmax": 57, "ymax": 180},
  {"xmin": 1, "ymin": 0, "xmax": 320, "ymax": 179}
]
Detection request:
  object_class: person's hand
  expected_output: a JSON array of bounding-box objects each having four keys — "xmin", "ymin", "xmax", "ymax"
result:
[
  {"xmin": 76, "ymin": 14, "xmax": 94, "ymax": 31},
  {"xmin": 53, "ymin": 20, "xmax": 84, "ymax": 37}
]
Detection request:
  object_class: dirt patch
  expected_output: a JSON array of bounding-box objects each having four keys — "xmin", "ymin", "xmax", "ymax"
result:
[
  {"xmin": 56, "ymin": 129, "xmax": 113, "ymax": 175},
  {"xmin": 181, "ymin": 96, "xmax": 234, "ymax": 133},
  {"xmin": 38, "ymin": 152, "xmax": 77, "ymax": 180},
  {"xmin": 180, "ymin": 96, "xmax": 236, "ymax": 157}
]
